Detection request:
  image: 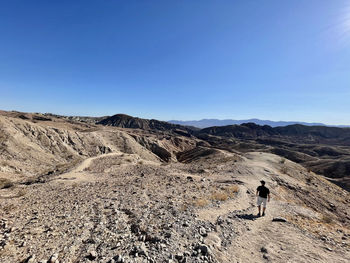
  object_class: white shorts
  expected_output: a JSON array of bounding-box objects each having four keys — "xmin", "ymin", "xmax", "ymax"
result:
[{"xmin": 257, "ymin": 196, "xmax": 267, "ymax": 207}]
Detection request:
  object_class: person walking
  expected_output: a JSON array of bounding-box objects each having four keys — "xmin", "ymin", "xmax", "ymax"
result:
[{"xmin": 256, "ymin": 180, "xmax": 270, "ymax": 217}]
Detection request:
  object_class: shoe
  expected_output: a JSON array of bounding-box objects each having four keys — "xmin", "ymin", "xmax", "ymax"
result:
[
  {"xmin": 257, "ymin": 213, "xmax": 261, "ymax": 217},
  {"xmin": 262, "ymin": 212, "xmax": 265, "ymax": 216}
]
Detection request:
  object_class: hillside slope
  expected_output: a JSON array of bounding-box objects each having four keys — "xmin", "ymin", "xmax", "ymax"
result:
[
  {"xmin": 98, "ymin": 114, "xmax": 197, "ymax": 135},
  {"xmin": 196, "ymin": 123, "xmax": 350, "ymax": 190},
  {"xmin": 0, "ymin": 113, "xmax": 196, "ymax": 183}
]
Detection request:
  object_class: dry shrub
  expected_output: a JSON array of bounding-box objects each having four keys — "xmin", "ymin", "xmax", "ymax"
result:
[
  {"xmin": 0, "ymin": 178, "xmax": 14, "ymax": 189},
  {"xmin": 83, "ymin": 166, "xmax": 91, "ymax": 172},
  {"xmin": 208, "ymin": 185, "xmax": 239, "ymax": 202},
  {"xmin": 225, "ymin": 185, "xmax": 239, "ymax": 197},
  {"xmin": 280, "ymin": 165, "xmax": 288, "ymax": 174},
  {"xmin": 180, "ymin": 203, "xmax": 189, "ymax": 211},
  {"xmin": 285, "ymin": 213, "xmax": 340, "ymax": 240},
  {"xmin": 280, "ymin": 157, "xmax": 286, "ymax": 164},
  {"xmin": 194, "ymin": 198, "xmax": 209, "ymax": 207},
  {"xmin": 321, "ymin": 214, "xmax": 333, "ymax": 224},
  {"xmin": 210, "ymin": 191, "xmax": 228, "ymax": 201},
  {"xmin": 0, "ymin": 160, "xmax": 8, "ymax": 167},
  {"xmin": 0, "ymin": 129, "xmax": 9, "ymax": 142}
]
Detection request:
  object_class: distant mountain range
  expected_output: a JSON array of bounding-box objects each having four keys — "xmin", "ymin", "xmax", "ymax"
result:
[{"xmin": 168, "ymin": 119, "xmax": 349, "ymax": 128}]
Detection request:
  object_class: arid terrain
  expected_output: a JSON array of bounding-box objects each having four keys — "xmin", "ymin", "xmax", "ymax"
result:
[{"xmin": 0, "ymin": 111, "xmax": 349, "ymax": 263}]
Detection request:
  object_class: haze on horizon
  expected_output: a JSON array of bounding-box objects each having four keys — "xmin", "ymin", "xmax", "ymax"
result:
[{"xmin": 1, "ymin": 0, "xmax": 350, "ymax": 125}]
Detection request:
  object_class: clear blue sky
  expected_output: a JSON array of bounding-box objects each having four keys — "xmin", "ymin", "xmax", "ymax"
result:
[{"xmin": 1, "ymin": 0, "xmax": 349, "ymax": 124}]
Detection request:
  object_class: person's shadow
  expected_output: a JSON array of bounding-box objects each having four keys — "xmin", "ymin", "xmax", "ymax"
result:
[{"xmin": 235, "ymin": 213, "xmax": 259, "ymax": 221}]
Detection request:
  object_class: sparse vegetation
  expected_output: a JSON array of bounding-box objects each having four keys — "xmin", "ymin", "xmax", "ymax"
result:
[
  {"xmin": 210, "ymin": 185, "xmax": 239, "ymax": 201},
  {"xmin": 321, "ymin": 214, "xmax": 333, "ymax": 224},
  {"xmin": 280, "ymin": 165, "xmax": 288, "ymax": 174},
  {"xmin": 0, "ymin": 160, "xmax": 9, "ymax": 167},
  {"xmin": 180, "ymin": 203, "xmax": 189, "ymax": 211},
  {"xmin": 193, "ymin": 198, "xmax": 209, "ymax": 207},
  {"xmin": 225, "ymin": 185, "xmax": 239, "ymax": 197},
  {"xmin": 210, "ymin": 191, "xmax": 228, "ymax": 201}
]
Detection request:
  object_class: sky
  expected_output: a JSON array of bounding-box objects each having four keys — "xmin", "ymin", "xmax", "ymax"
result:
[{"xmin": 0, "ymin": 0, "xmax": 350, "ymax": 124}]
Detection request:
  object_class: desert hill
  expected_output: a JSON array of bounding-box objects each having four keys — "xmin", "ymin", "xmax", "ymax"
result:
[
  {"xmin": 0, "ymin": 110, "xmax": 349, "ymax": 263},
  {"xmin": 197, "ymin": 123, "xmax": 350, "ymax": 144},
  {"xmin": 169, "ymin": 118, "xmax": 328, "ymax": 128},
  {"xmin": 2, "ymin": 111, "xmax": 350, "ymax": 190},
  {"xmin": 195, "ymin": 123, "xmax": 350, "ymax": 191},
  {"xmin": 97, "ymin": 114, "xmax": 197, "ymax": 135}
]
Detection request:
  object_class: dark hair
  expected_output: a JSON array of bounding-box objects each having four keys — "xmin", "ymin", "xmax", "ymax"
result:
[{"xmin": 260, "ymin": 180, "xmax": 265, "ymax": 185}]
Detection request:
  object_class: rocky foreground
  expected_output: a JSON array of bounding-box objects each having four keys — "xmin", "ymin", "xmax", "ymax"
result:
[{"xmin": 1, "ymin": 150, "xmax": 350, "ymax": 263}]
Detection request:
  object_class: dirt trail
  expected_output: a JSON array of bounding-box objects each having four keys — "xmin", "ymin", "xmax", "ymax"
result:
[
  {"xmin": 196, "ymin": 152, "xmax": 350, "ymax": 263},
  {"xmin": 197, "ymin": 185, "xmax": 252, "ymax": 222},
  {"xmin": 56, "ymin": 152, "xmax": 123, "ymax": 182},
  {"xmin": 223, "ymin": 202, "xmax": 348, "ymax": 263},
  {"xmin": 201, "ymin": 189, "xmax": 349, "ymax": 263}
]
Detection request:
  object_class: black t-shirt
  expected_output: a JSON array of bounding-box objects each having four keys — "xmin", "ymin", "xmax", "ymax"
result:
[{"xmin": 257, "ymin": 185, "xmax": 270, "ymax": 198}]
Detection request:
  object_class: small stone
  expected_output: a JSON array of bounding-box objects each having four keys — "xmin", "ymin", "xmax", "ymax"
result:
[
  {"xmin": 196, "ymin": 244, "xmax": 210, "ymax": 255},
  {"xmin": 132, "ymin": 243, "xmax": 148, "ymax": 257},
  {"xmin": 88, "ymin": 250, "xmax": 97, "ymax": 260},
  {"xmin": 199, "ymin": 227, "xmax": 207, "ymax": 236},
  {"xmin": 49, "ymin": 253, "xmax": 59, "ymax": 263},
  {"xmin": 112, "ymin": 255, "xmax": 124, "ymax": 262},
  {"xmin": 175, "ymin": 254, "xmax": 183, "ymax": 260},
  {"xmin": 216, "ymin": 216, "xmax": 224, "ymax": 225},
  {"xmin": 183, "ymin": 221, "xmax": 189, "ymax": 227},
  {"xmin": 139, "ymin": 243, "xmax": 148, "ymax": 257},
  {"xmin": 272, "ymin": 217, "xmax": 287, "ymax": 222},
  {"xmin": 260, "ymin": 247, "xmax": 268, "ymax": 253},
  {"xmin": 26, "ymin": 255, "xmax": 36, "ymax": 263}
]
